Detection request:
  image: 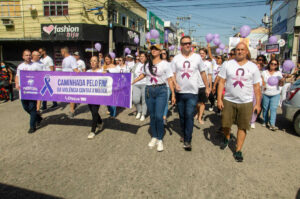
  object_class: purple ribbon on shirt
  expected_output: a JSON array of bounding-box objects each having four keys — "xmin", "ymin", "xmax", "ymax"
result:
[
  {"xmin": 181, "ymin": 61, "xmax": 192, "ymax": 79},
  {"xmin": 232, "ymin": 68, "xmax": 247, "ymax": 88},
  {"xmin": 150, "ymin": 66, "xmax": 158, "ymax": 83}
]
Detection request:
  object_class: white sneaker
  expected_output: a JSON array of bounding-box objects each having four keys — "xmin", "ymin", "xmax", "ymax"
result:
[
  {"xmin": 209, "ymin": 107, "xmax": 213, "ymax": 112},
  {"xmin": 140, "ymin": 115, "xmax": 145, "ymax": 121},
  {"xmin": 251, "ymin": 123, "xmax": 255, "ymax": 129},
  {"xmin": 88, "ymin": 132, "xmax": 95, "ymax": 139},
  {"xmin": 148, "ymin": 138, "xmax": 158, "ymax": 148},
  {"xmin": 157, "ymin": 140, "xmax": 164, "ymax": 152},
  {"xmin": 136, "ymin": 112, "xmax": 141, "ymax": 119}
]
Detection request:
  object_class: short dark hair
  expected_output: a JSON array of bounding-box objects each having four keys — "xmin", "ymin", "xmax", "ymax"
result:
[
  {"xmin": 180, "ymin": 35, "xmax": 191, "ymax": 44},
  {"xmin": 39, "ymin": 47, "xmax": 46, "ymax": 52},
  {"xmin": 61, "ymin": 46, "xmax": 69, "ymax": 53},
  {"xmin": 199, "ymin": 48, "xmax": 208, "ymax": 55},
  {"xmin": 23, "ymin": 49, "xmax": 31, "ymax": 55},
  {"xmin": 256, "ymin": 55, "xmax": 267, "ymax": 63},
  {"xmin": 267, "ymin": 59, "xmax": 280, "ymax": 71},
  {"xmin": 230, "ymin": 48, "xmax": 236, "ymax": 54}
]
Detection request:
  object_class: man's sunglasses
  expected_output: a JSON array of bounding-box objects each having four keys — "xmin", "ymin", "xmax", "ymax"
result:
[
  {"xmin": 229, "ymin": 53, "xmax": 235, "ymax": 56},
  {"xmin": 181, "ymin": 42, "xmax": 192, "ymax": 46}
]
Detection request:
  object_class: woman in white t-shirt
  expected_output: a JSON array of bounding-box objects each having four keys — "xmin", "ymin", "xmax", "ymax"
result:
[
  {"xmin": 132, "ymin": 44, "xmax": 175, "ymax": 152},
  {"xmin": 86, "ymin": 56, "xmax": 103, "ymax": 139},
  {"xmin": 261, "ymin": 59, "xmax": 285, "ymax": 131},
  {"xmin": 132, "ymin": 52, "xmax": 147, "ymax": 121}
]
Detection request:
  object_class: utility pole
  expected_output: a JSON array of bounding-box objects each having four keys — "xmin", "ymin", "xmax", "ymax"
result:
[
  {"xmin": 107, "ymin": 0, "xmax": 113, "ymax": 53},
  {"xmin": 177, "ymin": 15, "xmax": 192, "ymax": 36},
  {"xmin": 269, "ymin": 0, "xmax": 273, "ymax": 37}
]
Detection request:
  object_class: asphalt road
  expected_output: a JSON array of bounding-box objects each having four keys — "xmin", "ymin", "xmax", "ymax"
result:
[{"xmin": 0, "ymin": 100, "xmax": 299, "ymax": 199}]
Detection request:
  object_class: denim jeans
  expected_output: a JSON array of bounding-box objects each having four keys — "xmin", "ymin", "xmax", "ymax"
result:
[
  {"xmin": 262, "ymin": 94, "xmax": 280, "ymax": 126},
  {"xmin": 145, "ymin": 85, "xmax": 168, "ymax": 140},
  {"xmin": 21, "ymin": 100, "xmax": 41, "ymax": 129},
  {"xmin": 163, "ymin": 87, "xmax": 171, "ymax": 117},
  {"xmin": 108, "ymin": 106, "xmax": 117, "ymax": 117},
  {"xmin": 176, "ymin": 93, "xmax": 198, "ymax": 143}
]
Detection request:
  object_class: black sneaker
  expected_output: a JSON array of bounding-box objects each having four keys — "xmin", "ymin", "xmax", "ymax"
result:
[
  {"xmin": 28, "ymin": 128, "xmax": 36, "ymax": 134},
  {"xmin": 50, "ymin": 104, "xmax": 58, "ymax": 109},
  {"xmin": 233, "ymin": 151, "xmax": 243, "ymax": 162},
  {"xmin": 36, "ymin": 116, "xmax": 43, "ymax": 128},
  {"xmin": 220, "ymin": 137, "xmax": 229, "ymax": 150},
  {"xmin": 183, "ymin": 142, "xmax": 192, "ymax": 151}
]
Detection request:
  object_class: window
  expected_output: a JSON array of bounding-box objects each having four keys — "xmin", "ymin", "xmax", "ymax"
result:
[
  {"xmin": 0, "ymin": 0, "xmax": 21, "ymax": 17},
  {"xmin": 112, "ymin": 10, "xmax": 117, "ymax": 23},
  {"xmin": 129, "ymin": 18, "xmax": 136, "ymax": 30},
  {"xmin": 44, "ymin": 1, "xmax": 68, "ymax": 16},
  {"xmin": 121, "ymin": 14, "xmax": 127, "ymax": 26}
]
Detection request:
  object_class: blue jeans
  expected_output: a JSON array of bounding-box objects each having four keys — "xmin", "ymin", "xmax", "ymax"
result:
[
  {"xmin": 262, "ymin": 94, "xmax": 280, "ymax": 126},
  {"xmin": 145, "ymin": 85, "xmax": 168, "ymax": 140},
  {"xmin": 108, "ymin": 106, "xmax": 117, "ymax": 117},
  {"xmin": 176, "ymin": 93, "xmax": 198, "ymax": 143},
  {"xmin": 163, "ymin": 87, "xmax": 171, "ymax": 117},
  {"xmin": 21, "ymin": 100, "xmax": 40, "ymax": 129}
]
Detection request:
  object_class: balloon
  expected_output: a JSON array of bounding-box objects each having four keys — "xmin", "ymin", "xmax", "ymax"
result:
[
  {"xmin": 213, "ymin": 34, "xmax": 220, "ymax": 39},
  {"xmin": 124, "ymin": 47, "xmax": 131, "ymax": 54},
  {"xmin": 109, "ymin": 52, "xmax": 115, "ymax": 59},
  {"xmin": 135, "ymin": 52, "xmax": 138, "ymax": 56},
  {"xmin": 269, "ymin": 36, "xmax": 278, "ymax": 44},
  {"xmin": 206, "ymin": 33, "xmax": 214, "ymax": 43},
  {"xmin": 150, "ymin": 29, "xmax": 160, "ymax": 39},
  {"xmin": 240, "ymin": 25, "xmax": 251, "ymax": 38},
  {"xmin": 219, "ymin": 43, "xmax": 225, "ymax": 50},
  {"xmin": 267, "ymin": 76, "xmax": 279, "ymax": 86},
  {"xmin": 282, "ymin": 60, "xmax": 295, "ymax": 72},
  {"xmin": 146, "ymin": 32, "xmax": 151, "ymax": 40},
  {"xmin": 94, "ymin": 43, "xmax": 101, "ymax": 52},
  {"xmin": 216, "ymin": 48, "xmax": 221, "ymax": 54},
  {"xmin": 134, "ymin": 37, "xmax": 139, "ymax": 44},
  {"xmin": 213, "ymin": 38, "xmax": 221, "ymax": 46}
]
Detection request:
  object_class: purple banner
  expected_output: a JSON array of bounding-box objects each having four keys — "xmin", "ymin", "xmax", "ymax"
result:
[{"xmin": 20, "ymin": 71, "xmax": 132, "ymax": 108}]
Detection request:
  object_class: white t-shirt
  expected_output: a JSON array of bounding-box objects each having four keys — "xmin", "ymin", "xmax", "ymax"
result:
[
  {"xmin": 142, "ymin": 60, "xmax": 173, "ymax": 86},
  {"xmin": 40, "ymin": 56, "xmax": 54, "ymax": 71},
  {"xmin": 218, "ymin": 59, "xmax": 261, "ymax": 104},
  {"xmin": 87, "ymin": 68, "xmax": 103, "ymax": 73},
  {"xmin": 62, "ymin": 56, "xmax": 78, "ymax": 72},
  {"xmin": 261, "ymin": 70, "xmax": 283, "ymax": 96},
  {"xmin": 106, "ymin": 66, "xmax": 120, "ymax": 73},
  {"xmin": 126, "ymin": 61, "xmax": 135, "ymax": 72},
  {"xmin": 171, "ymin": 53, "xmax": 205, "ymax": 94},
  {"xmin": 116, "ymin": 65, "xmax": 131, "ymax": 73},
  {"xmin": 212, "ymin": 60, "xmax": 221, "ymax": 82},
  {"xmin": 77, "ymin": 59, "xmax": 86, "ymax": 72},
  {"xmin": 31, "ymin": 61, "xmax": 44, "ymax": 72},
  {"xmin": 198, "ymin": 60, "xmax": 213, "ymax": 88},
  {"xmin": 133, "ymin": 62, "xmax": 146, "ymax": 85}
]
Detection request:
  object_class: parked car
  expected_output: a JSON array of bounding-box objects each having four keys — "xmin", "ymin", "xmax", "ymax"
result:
[{"xmin": 282, "ymin": 79, "xmax": 300, "ymax": 135}]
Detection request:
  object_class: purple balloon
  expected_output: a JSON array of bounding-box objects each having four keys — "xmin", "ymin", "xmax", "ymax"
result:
[
  {"xmin": 219, "ymin": 43, "xmax": 225, "ymax": 50},
  {"xmin": 206, "ymin": 33, "xmax": 214, "ymax": 43},
  {"xmin": 213, "ymin": 38, "xmax": 221, "ymax": 46},
  {"xmin": 213, "ymin": 34, "xmax": 220, "ymax": 39},
  {"xmin": 146, "ymin": 32, "xmax": 151, "ymax": 40},
  {"xmin": 134, "ymin": 37, "xmax": 139, "ymax": 44},
  {"xmin": 240, "ymin": 25, "xmax": 251, "ymax": 38},
  {"xmin": 150, "ymin": 29, "xmax": 160, "ymax": 39},
  {"xmin": 94, "ymin": 43, "xmax": 101, "ymax": 52},
  {"xmin": 269, "ymin": 36, "xmax": 278, "ymax": 44},
  {"xmin": 135, "ymin": 52, "xmax": 138, "ymax": 56},
  {"xmin": 109, "ymin": 52, "xmax": 116, "ymax": 59},
  {"xmin": 282, "ymin": 60, "xmax": 295, "ymax": 72},
  {"xmin": 267, "ymin": 76, "xmax": 279, "ymax": 86},
  {"xmin": 216, "ymin": 48, "xmax": 221, "ymax": 54},
  {"xmin": 124, "ymin": 47, "xmax": 131, "ymax": 54}
]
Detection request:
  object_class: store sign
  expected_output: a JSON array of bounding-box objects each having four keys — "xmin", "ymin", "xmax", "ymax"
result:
[
  {"xmin": 41, "ymin": 24, "xmax": 82, "ymax": 40},
  {"xmin": 266, "ymin": 44, "xmax": 280, "ymax": 53},
  {"xmin": 148, "ymin": 11, "xmax": 164, "ymax": 44}
]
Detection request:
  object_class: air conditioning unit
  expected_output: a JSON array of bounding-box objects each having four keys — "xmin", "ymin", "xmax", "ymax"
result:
[{"xmin": 2, "ymin": 19, "xmax": 14, "ymax": 26}]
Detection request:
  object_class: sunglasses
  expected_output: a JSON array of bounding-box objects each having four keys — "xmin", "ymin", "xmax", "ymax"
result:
[
  {"xmin": 161, "ymin": 52, "xmax": 166, "ymax": 55},
  {"xmin": 270, "ymin": 63, "xmax": 278, "ymax": 66},
  {"xmin": 229, "ymin": 53, "xmax": 235, "ymax": 56},
  {"xmin": 257, "ymin": 59, "xmax": 263, "ymax": 61},
  {"xmin": 181, "ymin": 42, "xmax": 192, "ymax": 46}
]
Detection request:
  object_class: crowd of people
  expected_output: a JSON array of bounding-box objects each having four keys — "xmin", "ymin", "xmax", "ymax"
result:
[{"xmin": 9, "ymin": 35, "xmax": 300, "ymax": 162}]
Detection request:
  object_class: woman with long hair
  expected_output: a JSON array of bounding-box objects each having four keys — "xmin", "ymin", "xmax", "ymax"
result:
[
  {"xmin": 132, "ymin": 52, "xmax": 148, "ymax": 121},
  {"xmin": 261, "ymin": 59, "xmax": 285, "ymax": 131},
  {"xmin": 132, "ymin": 44, "xmax": 175, "ymax": 152},
  {"xmin": 86, "ymin": 56, "xmax": 104, "ymax": 139}
]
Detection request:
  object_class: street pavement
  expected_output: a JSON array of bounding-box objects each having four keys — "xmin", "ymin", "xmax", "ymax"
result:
[{"xmin": 0, "ymin": 99, "xmax": 300, "ymax": 199}]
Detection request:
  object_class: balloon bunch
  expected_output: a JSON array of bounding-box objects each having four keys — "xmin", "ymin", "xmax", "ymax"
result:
[
  {"xmin": 124, "ymin": 47, "xmax": 131, "ymax": 55},
  {"xmin": 168, "ymin": 45, "xmax": 175, "ymax": 51},
  {"xmin": 94, "ymin": 43, "xmax": 102, "ymax": 52}
]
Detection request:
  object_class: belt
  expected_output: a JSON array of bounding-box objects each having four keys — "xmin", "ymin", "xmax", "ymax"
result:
[{"xmin": 147, "ymin": 83, "xmax": 166, "ymax": 88}]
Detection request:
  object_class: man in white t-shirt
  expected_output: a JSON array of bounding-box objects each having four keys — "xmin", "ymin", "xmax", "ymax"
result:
[
  {"xmin": 39, "ymin": 47, "xmax": 58, "ymax": 109},
  {"xmin": 15, "ymin": 50, "xmax": 43, "ymax": 134},
  {"xmin": 73, "ymin": 51, "xmax": 86, "ymax": 72},
  {"xmin": 171, "ymin": 36, "xmax": 210, "ymax": 151},
  {"xmin": 217, "ymin": 42, "xmax": 261, "ymax": 162},
  {"xmin": 126, "ymin": 55, "xmax": 135, "ymax": 72},
  {"xmin": 61, "ymin": 47, "xmax": 79, "ymax": 118}
]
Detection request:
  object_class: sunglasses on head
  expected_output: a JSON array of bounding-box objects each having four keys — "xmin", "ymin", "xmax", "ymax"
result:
[{"xmin": 181, "ymin": 42, "xmax": 192, "ymax": 46}]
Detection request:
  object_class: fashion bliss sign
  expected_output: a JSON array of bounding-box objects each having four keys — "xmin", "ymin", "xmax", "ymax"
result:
[
  {"xmin": 41, "ymin": 24, "xmax": 82, "ymax": 40},
  {"xmin": 20, "ymin": 71, "xmax": 132, "ymax": 108}
]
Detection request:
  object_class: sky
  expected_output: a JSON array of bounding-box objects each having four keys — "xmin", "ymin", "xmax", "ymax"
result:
[{"xmin": 136, "ymin": 0, "xmax": 283, "ymax": 45}]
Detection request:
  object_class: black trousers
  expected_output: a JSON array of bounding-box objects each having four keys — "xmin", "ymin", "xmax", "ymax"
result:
[{"xmin": 88, "ymin": 104, "xmax": 102, "ymax": 132}]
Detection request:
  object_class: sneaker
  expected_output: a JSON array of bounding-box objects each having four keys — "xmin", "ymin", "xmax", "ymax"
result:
[
  {"xmin": 148, "ymin": 138, "xmax": 158, "ymax": 149},
  {"xmin": 233, "ymin": 151, "xmax": 243, "ymax": 162},
  {"xmin": 157, "ymin": 140, "xmax": 164, "ymax": 152},
  {"xmin": 36, "ymin": 117, "xmax": 43, "ymax": 128},
  {"xmin": 251, "ymin": 123, "xmax": 255, "ymax": 129},
  {"xmin": 140, "ymin": 115, "xmax": 145, "ymax": 121},
  {"xmin": 50, "ymin": 104, "xmax": 58, "ymax": 109},
  {"xmin": 220, "ymin": 137, "xmax": 229, "ymax": 150},
  {"xmin": 88, "ymin": 132, "xmax": 96, "ymax": 139},
  {"xmin": 97, "ymin": 122, "xmax": 104, "ymax": 131},
  {"xmin": 262, "ymin": 123, "xmax": 266, "ymax": 127},
  {"xmin": 136, "ymin": 112, "xmax": 141, "ymax": 119},
  {"xmin": 68, "ymin": 111, "xmax": 75, "ymax": 118},
  {"xmin": 269, "ymin": 125, "xmax": 278, "ymax": 131},
  {"xmin": 209, "ymin": 107, "xmax": 213, "ymax": 112},
  {"xmin": 183, "ymin": 142, "xmax": 192, "ymax": 151},
  {"xmin": 28, "ymin": 128, "xmax": 36, "ymax": 134}
]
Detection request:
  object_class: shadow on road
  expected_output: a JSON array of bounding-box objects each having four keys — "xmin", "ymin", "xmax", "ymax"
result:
[
  {"xmin": 0, "ymin": 183, "xmax": 62, "ymax": 199},
  {"xmin": 276, "ymin": 114, "xmax": 299, "ymax": 137}
]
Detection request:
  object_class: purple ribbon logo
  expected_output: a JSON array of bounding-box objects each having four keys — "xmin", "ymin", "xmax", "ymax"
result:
[
  {"xmin": 150, "ymin": 66, "xmax": 158, "ymax": 83},
  {"xmin": 181, "ymin": 61, "xmax": 193, "ymax": 79},
  {"xmin": 232, "ymin": 68, "xmax": 247, "ymax": 88},
  {"xmin": 40, "ymin": 75, "xmax": 54, "ymax": 96}
]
